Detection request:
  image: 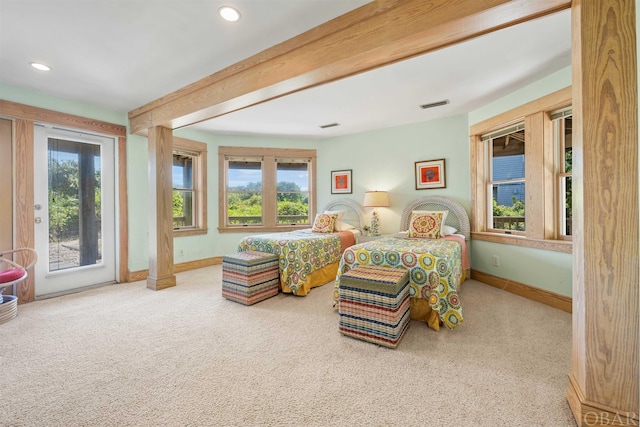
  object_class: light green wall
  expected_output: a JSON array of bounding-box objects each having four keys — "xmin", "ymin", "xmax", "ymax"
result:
[
  {"xmin": 0, "ymin": 83, "xmax": 323, "ymax": 271},
  {"xmin": 468, "ymin": 65, "xmax": 573, "ymax": 297},
  {"xmin": 317, "ymin": 114, "xmax": 470, "ymax": 235},
  {"xmin": 0, "ymin": 83, "xmax": 125, "ymax": 125},
  {"xmin": 468, "ymin": 66, "xmax": 572, "ymax": 124},
  {"xmin": 165, "ymin": 128, "xmax": 322, "ymax": 268},
  {"xmin": 3, "ymin": 63, "xmax": 573, "ymax": 297}
]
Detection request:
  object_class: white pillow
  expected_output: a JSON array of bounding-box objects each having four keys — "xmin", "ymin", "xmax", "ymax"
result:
[
  {"xmin": 442, "ymin": 225, "xmax": 458, "ymax": 236},
  {"xmin": 335, "ymin": 222, "xmax": 356, "ymax": 231}
]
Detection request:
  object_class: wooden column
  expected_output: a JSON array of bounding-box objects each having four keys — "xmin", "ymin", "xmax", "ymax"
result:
[
  {"xmin": 147, "ymin": 126, "xmax": 176, "ymax": 290},
  {"xmin": 14, "ymin": 119, "xmax": 35, "ymax": 303},
  {"xmin": 118, "ymin": 136, "xmax": 129, "ymax": 283},
  {"xmin": 567, "ymin": 1, "xmax": 639, "ymax": 425},
  {"xmin": 0, "ymin": 119, "xmax": 13, "ymax": 269}
]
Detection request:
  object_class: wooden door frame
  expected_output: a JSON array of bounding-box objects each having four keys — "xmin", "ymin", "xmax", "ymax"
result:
[{"xmin": 0, "ymin": 100, "xmax": 129, "ymax": 303}]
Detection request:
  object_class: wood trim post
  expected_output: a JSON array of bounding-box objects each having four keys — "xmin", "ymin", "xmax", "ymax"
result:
[
  {"xmin": 117, "ymin": 136, "xmax": 129, "ymax": 283},
  {"xmin": 147, "ymin": 126, "xmax": 176, "ymax": 290},
  {"xmin": 568, "ymin": 0, "xmax": 639, "ymax": 425},
  {"xmin": 14, "ymin": 119, "xmax": 35, "ymax": 303}
]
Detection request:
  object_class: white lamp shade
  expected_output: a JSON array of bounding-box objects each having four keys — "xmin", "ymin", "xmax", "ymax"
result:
[{"xmin": 363, "ymin": 191, "xmax": 389, "ymax": 207}]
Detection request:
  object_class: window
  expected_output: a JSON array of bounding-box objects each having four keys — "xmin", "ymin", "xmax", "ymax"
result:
[
  {"xmin": 277, "ymin": 160, "xmax": 309, "ymax": 225},
  {"xmin": 227, "ymin": 158, "xmax": 263, "ymax": 225},
  {"xmin": 470, "ymin": 87, "xmax": 572, "ymax": 253},
  {"xmin": 172, "ymin": 137, "xmax": 207, "ymax": 236},
  {"xmin": 483, "ymin": 123, "xmax": 526, "ymax": 233},
  {"xmin": 553, "ymin": 108, "xmax": 572, "ymax": 239},
  {"xmin": 173, "ymin": 153, "xmax": 193, "ymax": 228},
  {"xmin": 219, "ymin": 146, "xmax": 316, "ymax": 232}
]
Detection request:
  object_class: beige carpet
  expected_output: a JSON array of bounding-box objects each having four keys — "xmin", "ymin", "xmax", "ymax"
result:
[{"xmin": 0, "ymin": 266, "xmax": 576, "ymax": 426}]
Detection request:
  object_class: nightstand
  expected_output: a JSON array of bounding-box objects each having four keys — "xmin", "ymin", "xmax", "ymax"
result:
[{"xmin": 356, "ymin": 234, "xmax": 390, "ymax": 244}]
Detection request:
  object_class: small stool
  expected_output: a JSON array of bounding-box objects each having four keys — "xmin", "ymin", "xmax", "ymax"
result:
[
  {"xmin": 222, "ymin": 251, "xmax": 279, "ymax": 305},
  {"xmin": 338, "ymin": 265, "xmax": 411, "ymax": 349}
]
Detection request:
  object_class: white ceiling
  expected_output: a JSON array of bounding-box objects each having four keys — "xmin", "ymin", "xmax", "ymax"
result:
[{"xmin": 0, "ymin": 1, "xmax": 571, "ymax": 139}]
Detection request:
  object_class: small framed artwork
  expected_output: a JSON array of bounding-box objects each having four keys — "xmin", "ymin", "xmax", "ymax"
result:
[
  {"xmin": 415, "ymin": 159, "xmax": 446, "ymax": 190},
  {"xmin": 331, "ymin": 169, "xmax": 352, "ymax": 194}
]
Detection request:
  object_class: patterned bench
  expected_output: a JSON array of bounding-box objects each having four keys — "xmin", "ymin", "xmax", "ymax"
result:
[
  {"xmin": 222, "ymin": 251, "xmax": 279, "ymax": 305},
  {"xmin": 338, "ymin": 265, "xmax": 411, "ymax": 349}
]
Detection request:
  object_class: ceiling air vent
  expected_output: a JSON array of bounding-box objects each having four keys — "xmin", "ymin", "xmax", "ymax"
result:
[
  {"xmin": 419, "ymin": 99, "xmax": 449, "ymax": 109},
  {"xmin": 319, "ymin": 122, "xmax": 340, "ymax": 129}
]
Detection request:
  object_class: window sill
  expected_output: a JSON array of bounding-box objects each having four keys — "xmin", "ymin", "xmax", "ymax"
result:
[
  {"xmin": 218, "ymin": 225, "xmax": 311, "ymax": 233},
  {"xmin": 174, "ymin": 228, "xmax": 208, "ymax": 237},
  {"xmin": 472, "ymin": 231, "xmax": 572, "ymax": 253}
]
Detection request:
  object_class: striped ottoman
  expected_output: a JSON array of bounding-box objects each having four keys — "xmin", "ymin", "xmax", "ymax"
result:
[
  {"xmin": 338, "ymin": 265, "xmax": 411, "ymax": 349},
  {"xmin": 222, "ymin": 251, "xmax": 280, "ymax": 305}
]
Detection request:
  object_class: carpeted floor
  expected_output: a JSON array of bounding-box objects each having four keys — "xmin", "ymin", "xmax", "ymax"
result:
[{"xmin": 0, "ymin": 266, "xmax": 576, "ymax": 426}]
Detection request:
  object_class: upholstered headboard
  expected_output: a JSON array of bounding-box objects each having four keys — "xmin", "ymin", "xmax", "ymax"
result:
[
  {"xmin": 399, "ymin": 196, "xmax": 470, "ymax": 240},
  {"xmin": 321, "ymin": 198, "xmax": 366, "ymax": 231}
]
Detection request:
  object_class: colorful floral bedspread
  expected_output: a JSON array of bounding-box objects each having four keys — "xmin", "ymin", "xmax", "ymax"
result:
[
  {"xmin": 238, "ymin": 230, "xmax": 343, "ymax": 295},
  {"xmin": 335, "ymin": 237, "xmax": 463, "ymax": 329}
]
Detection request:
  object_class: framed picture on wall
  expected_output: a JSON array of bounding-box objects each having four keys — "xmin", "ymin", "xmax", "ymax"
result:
[
  {"xmin": 331, "ymin": 169, "xmax": 352, "ymax": 194},
  {"xmin": 415, "ymin": 159, "xmax": 446, "ymax": 190}
]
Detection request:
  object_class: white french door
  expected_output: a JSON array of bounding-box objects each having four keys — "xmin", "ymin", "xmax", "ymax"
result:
[{"xmin": 33, "ymin": 125, "xmax": 116, "ymax": 296}]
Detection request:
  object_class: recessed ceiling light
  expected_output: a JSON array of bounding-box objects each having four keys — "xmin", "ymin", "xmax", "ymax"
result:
[
  {"xmin": 218, "ymin": 6, "xmax": 240, "ymax": 22},
  {"xmin": 29, "ymin": 62, "xmax": 51, "ymax": 71}
]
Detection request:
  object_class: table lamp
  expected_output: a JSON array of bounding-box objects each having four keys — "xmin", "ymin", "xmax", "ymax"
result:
[{"xmin": 363, "ymin": 191, "xmax": 389, "ymax": 236}]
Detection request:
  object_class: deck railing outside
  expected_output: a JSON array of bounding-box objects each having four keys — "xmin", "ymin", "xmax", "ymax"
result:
[
  {"xmin": 493, "ymin": 216, "xmax": 525, "ymax": 231},
  {"xmin": 228, "ymin": 215, "xmax": 309, "ymax": 225}
]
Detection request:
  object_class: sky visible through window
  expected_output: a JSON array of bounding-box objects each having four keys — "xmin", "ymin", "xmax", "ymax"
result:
[{"xmin": 227, "ymin": 168, "xmax": 308, "ymax": 191}]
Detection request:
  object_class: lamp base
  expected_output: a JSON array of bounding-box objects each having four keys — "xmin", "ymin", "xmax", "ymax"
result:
[{"xmin": 370, "ymin": 210, "xmax": 380, "ymax": 236}]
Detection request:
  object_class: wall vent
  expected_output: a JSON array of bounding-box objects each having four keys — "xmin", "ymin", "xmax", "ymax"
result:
[
  {"xmin": 319, "ymin": 122, "xmax": 340, "ymax": 129},
  {"xmin": 419, "ymin": 99, "xmax": 449, "ymax": 109}
]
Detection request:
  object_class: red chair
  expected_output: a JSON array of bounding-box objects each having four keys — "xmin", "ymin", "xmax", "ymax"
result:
[{"xmin": 0, "ymin": 248, "xmax": 38, "ymax": 297}]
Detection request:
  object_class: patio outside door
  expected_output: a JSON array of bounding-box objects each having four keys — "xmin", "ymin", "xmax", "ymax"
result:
[{"xmin": 33, "ymin": 125, "xmax": 116, "ymax": 296}]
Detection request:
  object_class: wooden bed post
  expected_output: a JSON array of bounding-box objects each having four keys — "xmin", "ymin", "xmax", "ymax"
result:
[{"xmin": 147, "ymin": 125, "xmax": 176, "ymax": 291}]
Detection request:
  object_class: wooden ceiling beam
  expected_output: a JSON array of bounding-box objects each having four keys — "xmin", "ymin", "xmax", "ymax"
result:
[{"xmin": 128, "ymin": 0, "xmax": 570, "ymax": 135}]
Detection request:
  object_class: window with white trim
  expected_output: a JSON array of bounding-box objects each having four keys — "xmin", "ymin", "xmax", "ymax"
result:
[{"xmin": 218, "ymin": 146, "xmax": 316, "ymax": 232}]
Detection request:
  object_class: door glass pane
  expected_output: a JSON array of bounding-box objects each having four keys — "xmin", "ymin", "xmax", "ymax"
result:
[
  {"xmin": 48, "ymin": 138, "xmax": 102, "ymax": 271},
  {"xmin": 277, "ymin": 162, "xmax": 309, "ymax": 225},
  {"xmin": 227, "ymin": 161, "xmax": 262, "ymax": 225}
]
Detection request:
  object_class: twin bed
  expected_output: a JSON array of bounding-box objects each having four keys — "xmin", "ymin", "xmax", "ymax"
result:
[
  {"xmin": 237, "ymin": 199, "xmax": 366, "ymax": 296},
  {"xmin": 334, "ymin": 196, "xmax": 470, "ymax": 330},
  {"xmin": 237, "ymin": 196, "xmax": 470, "ymax": 330}
]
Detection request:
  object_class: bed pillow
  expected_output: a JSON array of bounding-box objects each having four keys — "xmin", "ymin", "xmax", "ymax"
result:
[
  {"xmin": 442, "ymin": 225, "xmax": 458, "ymax": 236},
  {"xmin": 335, "ymin": 222, "xmax": 356, "ymax": 231},
  {"xmin": 312, "ymin": 213, "xmax": 338, "ymax": 233},
  {"xmin": 324, "ymin": 210, "xmax": 347, "ymax": 230},
  {"xmin": 407, "ymin": 211, "xmax": 448, "ymax": 238}
]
